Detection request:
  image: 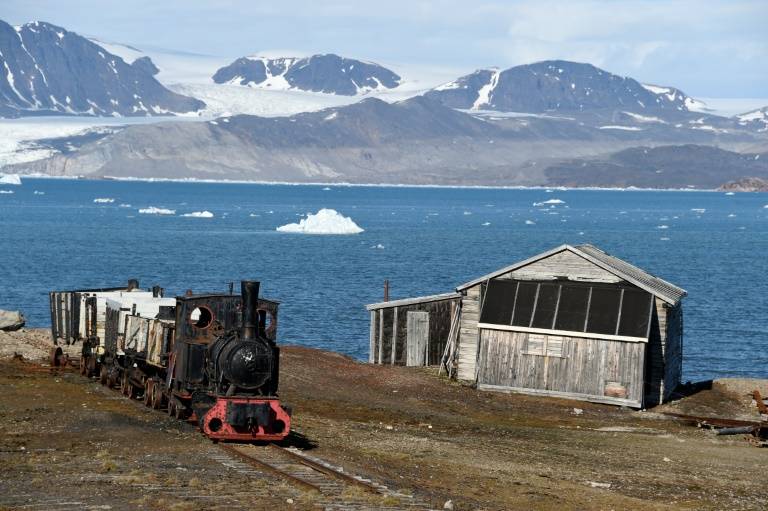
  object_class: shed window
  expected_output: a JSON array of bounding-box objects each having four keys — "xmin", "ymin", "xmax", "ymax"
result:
[
  {"xmin": 618, "ymin": 289, "xmax": 653, "ymax": 337},
  {"xmin": 554, "ymin": 285, "xmax": 590, "ymax": 331},
  {"xmin": 480, "ymin": 279, "xmax": 652, "ymax": 339},
  {"xmin": 586, "ymin": 287, "xmax": 622, "ymax": 334},
  {"xmin": 479, "ymin": 280, "xmax": 517, "ymax": 325},
  {"xmin": 511, "ymin": 282, "xmax": 537, "ymax": 327},
  {"xmin": 530, "ymin": 283, "xmax": 559, "ymax": 329}
]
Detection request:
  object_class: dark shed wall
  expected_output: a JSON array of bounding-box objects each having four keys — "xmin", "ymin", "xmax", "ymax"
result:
[{"xmin": 370, "ymin": 298, "xmax": 457, "ymax": 366}]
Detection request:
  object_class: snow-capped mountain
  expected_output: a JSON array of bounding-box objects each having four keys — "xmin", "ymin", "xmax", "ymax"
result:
[
  {"xmin": 425, "ymin": 60, "xmax": 704, "ymax": 116},
  {"xmin": 736, "ymin": 106, "xmax": 768, "ymax": 132},
  {"xmin": 212, "ymin": 54, "xmax": 401, "ymax": 96},
  {"xmin": 0, "ymin": 20, "xmax": 204, "ymax": 117}
]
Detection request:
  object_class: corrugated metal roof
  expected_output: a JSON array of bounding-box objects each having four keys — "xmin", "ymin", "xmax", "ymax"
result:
[
  {"xmin": 573, "ymin": 244, "xmax": 686, "ymax": 304},
  {"xmin": 366, "ymin": 292, "xmax": 461, "ymax": 311},
  {"xmin": 456, "ymin": 244, "xmax": 686, "ymax": 304}
]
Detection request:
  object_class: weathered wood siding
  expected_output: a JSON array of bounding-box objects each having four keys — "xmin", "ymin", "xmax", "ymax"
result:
[
  {"xmin": 501, "ymin": 250, "xmax": 622, "ymax": 283},
  {"xmin": 663, "ymin": 303, "xmax": 683, "ymax": 401},
  {"xmin": 457, "ymin": 284, "xmax": 482, "ymax": 380},
  {"xmin": 645, "ymin": 298, "xmax": 670, "ymax": 406},
  {"xmin": 370, "ymin": 297, "xmax": 457, "ymax": 366},
  {"xmin": 476, "ymin": 328, "xmax": 645, "ymax": 406}
]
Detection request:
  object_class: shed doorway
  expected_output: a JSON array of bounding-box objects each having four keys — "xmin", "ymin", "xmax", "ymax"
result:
[{"xmin": 406, "ymin": 311, "xmax": 429, "ymax": 366}]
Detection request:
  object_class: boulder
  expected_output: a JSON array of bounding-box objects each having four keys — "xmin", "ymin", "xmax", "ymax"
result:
[{"xmin": 0, "ymin": 310, "xmax": 25, "ymax": 331}]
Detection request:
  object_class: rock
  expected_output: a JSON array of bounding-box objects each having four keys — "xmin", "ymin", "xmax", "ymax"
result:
[
  {"xmin": 0, "ymin": 310, "xmax": 25, "ymax": 331},
  {"xmin": 443, "ymin": 499, "xmax": 454, "ymax": 510},
  {"xmin": 572, "ymin": 408, "xmax": 583, "ymax": 415},
  {"xmin": 718, "ymin": 177, "xmax": 768, "ymax": 192},
  {"xmin": 588, "ymin": 481, "xmax": 612, "ymax": 489}
]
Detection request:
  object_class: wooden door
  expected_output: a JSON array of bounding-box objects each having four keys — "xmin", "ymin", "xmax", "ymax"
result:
[{"xmin": 406, "ymin": 311, "xmax": 429, "ymax": 366}]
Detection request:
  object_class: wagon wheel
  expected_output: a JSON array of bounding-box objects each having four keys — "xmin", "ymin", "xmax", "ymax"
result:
[
  {"xmin": 99, "ymin": 365, "xmax": 108, "ymax": 385},
  {"xmin": 151, "ymin": 383, "xmax": 164, "ymax": 410},
  {"xmin": 120, "ymin": 372, "xmax": 130, "ymax": 396},
  {"xmin": 173, "ymin": 404, "xmax": 186, "ymax": 421},
  {"xmin": 143, "ymin": 380, "xmax": 153, "ymax": 406},
  {"xmin": 86, "ymin": 356, "xmax": 97, "ymax": 378},
  {"xmin": 167, "ymin": 399, "xmax": 177, "ymax": 417}
]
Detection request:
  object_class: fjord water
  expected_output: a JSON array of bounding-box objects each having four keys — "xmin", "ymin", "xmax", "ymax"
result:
[{"xmin": 1, "ymin": 179, "xmax": 765, "ymax": 382}]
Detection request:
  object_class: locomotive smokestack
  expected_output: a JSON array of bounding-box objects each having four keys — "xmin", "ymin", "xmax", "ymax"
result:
[{"xmin": 241, "ymin": 280, "xmax": 260, "ymax": 340}]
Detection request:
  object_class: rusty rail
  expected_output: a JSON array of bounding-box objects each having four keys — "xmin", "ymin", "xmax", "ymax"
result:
[
  {"xmin": 268, "ymin": 444, "xmax": 380, "ymax": 493},
  {"xmin": 219, "ymin": 444, "xmax": 321, "ymax": 492}
]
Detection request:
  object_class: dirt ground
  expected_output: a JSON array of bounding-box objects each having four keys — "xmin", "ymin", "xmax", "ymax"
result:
[{"xmin": 1, "ymin": 331, "xmax": 766, "ymax": 511}]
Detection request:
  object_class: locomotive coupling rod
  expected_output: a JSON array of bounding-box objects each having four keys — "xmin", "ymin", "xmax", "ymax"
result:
[
  {"xmin": 269, "ymin": 444, "xmax": 380, "ymax": 493},
  {"xmin": 220, "ymin": 445, "xmax": 320, "ymax": 493}
]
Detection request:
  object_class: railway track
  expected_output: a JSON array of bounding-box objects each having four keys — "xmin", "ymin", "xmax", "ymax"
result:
[{"xmin": 216, "ymin": 443, "xmax": 433, "ymax": 510}]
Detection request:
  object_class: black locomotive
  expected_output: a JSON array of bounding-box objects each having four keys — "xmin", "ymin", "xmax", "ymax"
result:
[{"xmin": 49, "ymin": 280, "xmax": 290, "ymax": 442}]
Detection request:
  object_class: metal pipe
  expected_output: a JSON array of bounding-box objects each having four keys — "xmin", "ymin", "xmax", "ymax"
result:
[{"xmin": 241, "ymin": 281, "xmax": 260, "ymax": 340}]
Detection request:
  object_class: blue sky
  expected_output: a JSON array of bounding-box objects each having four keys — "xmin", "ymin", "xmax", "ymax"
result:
[{"xmin": 3, "ymin": 0, "xmax": 766, "ymax": 97}]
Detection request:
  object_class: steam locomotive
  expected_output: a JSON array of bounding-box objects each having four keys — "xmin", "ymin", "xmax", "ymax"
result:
[{"xmin": 48, "ymin": 280, "xmax": 291, "ymax": 442}]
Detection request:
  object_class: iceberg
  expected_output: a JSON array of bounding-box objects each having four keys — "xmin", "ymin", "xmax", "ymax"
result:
[
  {"xmin": 181, "ymin": 210, "xmax": 214, "ymax": 218},
  {"xmin": 525, "ymin": 220, "xmax": 536, "ymax": 225},
  {"xmin": 533, "ymin": 199, "xmax": 565, "ymax": 206},
  {"xmin": 0, "ymin": 190, "xmax": 14, "ymax": 194},
  {"xmin": 276, "ymin": 208, "xmax": 363, "ymax": 235},
  {"xmin": 93, "ymin": 198, "xmax": 115, "ymax": 203},
  {"xmin": 139, "ymin": 206, "xmax": 176, "ymax": 215},
  {"xmin": 0, "ymin": 174, "xmax": 22, "ymax": 185}
]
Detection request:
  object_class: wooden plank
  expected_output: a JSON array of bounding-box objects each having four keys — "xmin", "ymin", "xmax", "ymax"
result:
[
  {"xmin": 366, "ymin": 292, "xmax": 461, "ymax": 311},
  {"xmin": 369, "ymin": 311, "xmax": 376, "ymax": 363},
  {"xmin": 391, "ymin": 307, "xmax": 399, "ymax": 365},
  {"xmin": 406, "ymin": 311, "xmax": 429, "ymax": 366},
  {"xmin": 477, "ymin": 383, "xmax": 642, "ymax": 408},
  {"xmin": 477, "ymin": 322, "xmax": 648, "ymax": 343},
  {"xmin": 377, "ymin": 310, "xmax": 384, "ymax": 364}
]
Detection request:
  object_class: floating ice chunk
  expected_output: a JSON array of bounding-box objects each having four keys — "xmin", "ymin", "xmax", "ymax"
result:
[
  {"xmin": 727, "ymin": 213, "xmax": 736, "ymax": 218},
  {"xmin": 657, "ymin": 225, "xmax": 669, "ymax": 229},
  {"xmin": 372, "ymin": 244, "xmax": 385, "ymax": 249},
  {"xmin": 139, "ymin": 206, "xmax": 176, "ymax": 215},
  {"xmin": 276, "ymin": 208, "xmax": 363, "ymax": 235},
  {"xmin": 118, "ymin": 203, "xmax": 132, "ymax": 208},
  {"xmin": 545, "ymin": 189, "xmax": 553, "ymax": 193},
  {"xmin": 249, "ymin": 213, "xmax": 261, "ymax": 217},
  {"xmin": 525, "ymin": 220, "xmax": 536, "ymax": 225},
  {"xmin": 482, "ymin": 222, "xmax": 491, "ymax": 226},
  {"xmin": 0, "ymin": 174, "xmax": 21, "ymax": 185},
  {"xmin": 322, "ymin": 187, "xmax": 332, "ymax": 191},
  {"xmin": 725, "ymin": 192, "xmax": 735, "ymax": 196},
  {"xmin": 181, "ymin": 210, "xmax": 214, "ymax": 218},
  {"xmin": 763, "ymin": 205, "xmax": 768, "ymax": 209},
  {"xmin": 463, "ymin": 211, "xmax": 472, "ymax": 215},
  {"xmin": 691, "ymin": 208, "xmax": 706, "ymax": 213},
  {"xmin": 0, "ymin": 190, "xmax": 14, "ymax": 194},
  {"xmin": 93, "ymin": 197, "xmax": 115, "ymax": 203},
  {"xmin": 660, "ymin": 237, "xmax": 670, "ymax": 241},
  {"xmin": 33, "ymin": 190, "xmax": 45, "ymax": 195},
  {"xmin": 533, "ymin": 199, "xmax": 565, "ymax": 206}
]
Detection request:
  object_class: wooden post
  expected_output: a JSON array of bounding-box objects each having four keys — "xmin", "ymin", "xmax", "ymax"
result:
[
  {"xmin": 384, "ymin": 280, "xmax": 389, "ymax": 302},
  {"xmin": 377, "ymin": 310, "xmax": 384, "ymax": 364},
  {"xmin": 391, "ymin": 307, "xmax": 399, "ymax": 365},
  {"xmin": 369, "ymin": 310, "xmax": 376, "ymax": 363}
]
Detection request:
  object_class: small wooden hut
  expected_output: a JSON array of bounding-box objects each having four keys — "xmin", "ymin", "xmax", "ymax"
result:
[
  {"xmin": 367, "ymin": 244, "xmax": 686, "ymax": 408},
  {"xmin": 366, "ymin": 292, "xmax": 461, "ymax": 366}
]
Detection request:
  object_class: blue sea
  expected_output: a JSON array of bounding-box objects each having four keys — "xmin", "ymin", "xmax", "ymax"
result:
[{"xmin": 0, "ymin": 178, "xmax": 766, "ymax": 382}]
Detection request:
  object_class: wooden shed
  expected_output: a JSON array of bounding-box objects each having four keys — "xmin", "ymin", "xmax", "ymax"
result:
[
  {"xmin": 366, "ymin": 292, "xmax": 461, "ymax": 366},
  {"xmin": 454, "ymin": 244, "xmax": 686, "ymax": 408}
]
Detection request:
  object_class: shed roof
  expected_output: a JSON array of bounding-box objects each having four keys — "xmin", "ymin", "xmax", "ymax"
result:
[
  {"xmin": 456, "ymin": 244, "xmax": 687, "ymax": 305},
  {"xmin": 366, "ymin": 292, "xmax": 462, "ymax": 311}
]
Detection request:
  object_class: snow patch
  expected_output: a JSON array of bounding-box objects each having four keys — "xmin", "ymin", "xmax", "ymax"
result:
[
  {"xmin": 276, "ymin": 208, "xmax": 363, "ymax": 234},
  {"xmin": 181, "ymin": 210, "xmax": 214, "ymax": 218},
  {"xmin": 472, "ymin": 69, "xmax": 500, "ymax": 110},
  {"xmin": 139, "ymin": 206, "xmax": 176, "ymax": 215}
]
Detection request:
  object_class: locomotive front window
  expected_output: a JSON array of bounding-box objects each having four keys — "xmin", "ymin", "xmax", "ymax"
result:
[{"xmin": 189, "ymin": 306, "xmax": 214, "ymax": 329}]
